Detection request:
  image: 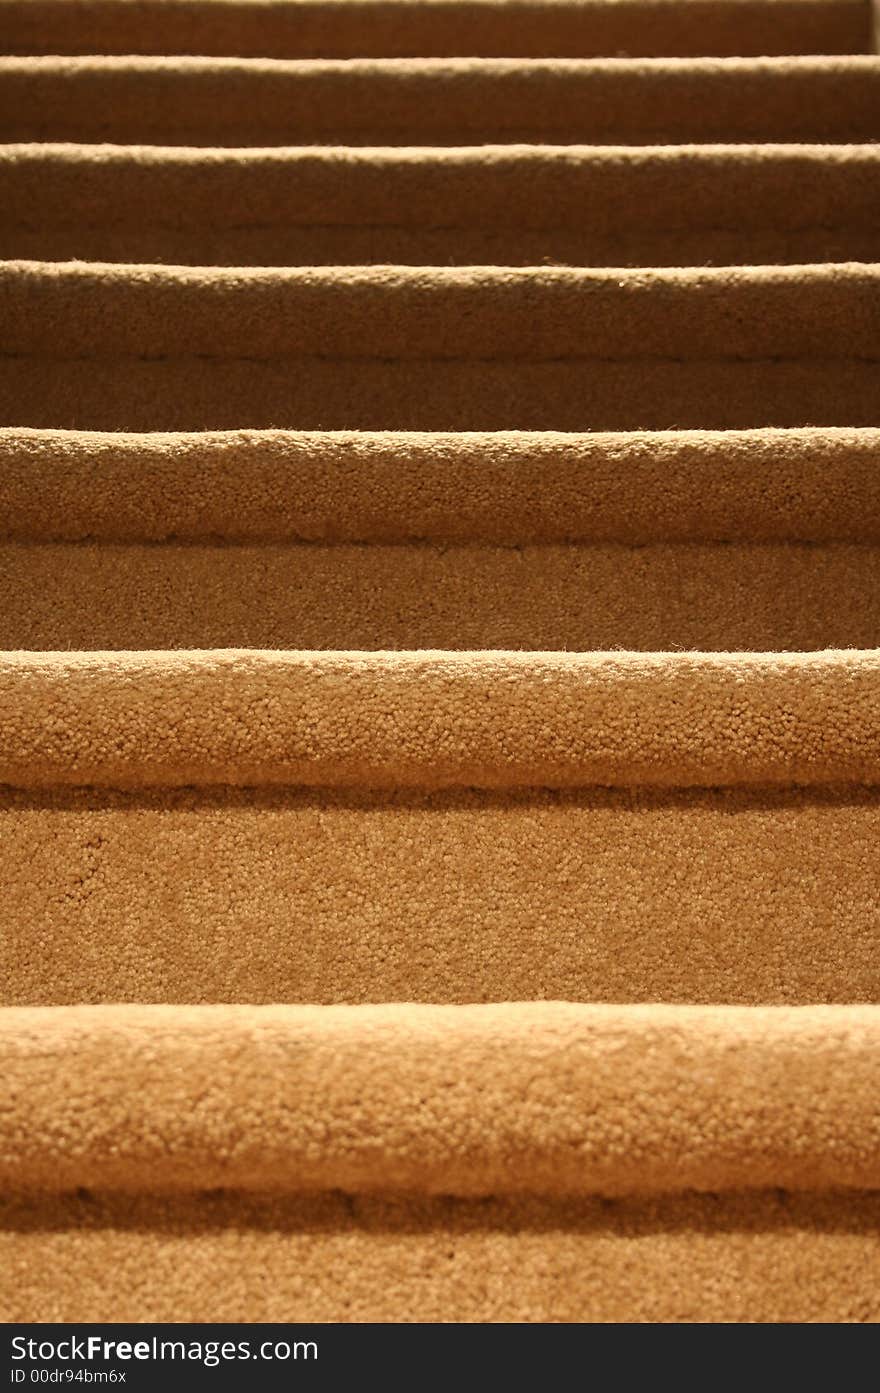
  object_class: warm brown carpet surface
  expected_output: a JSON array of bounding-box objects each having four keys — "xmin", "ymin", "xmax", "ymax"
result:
[
  {"xmin": 4, "ymin": 1189, "xmax": 879, "ymax": 1323},
  {"xmin": 4, "ymin": 1003, "xmax": 880, "ymax": 1195},
  {"xmin": 2, "ymin": 649, "xmax": 879, "ymax": 789},
  {"xmin": 4, "ymin": 261, "xmax": 880, "ymax": 431},
  {"xmin": 2, "ymin": 427, "xmax": 879, "ymax": 543},
  {"xmin": 5, "ymin": 143, "xmax": 880, "ymax": 267},
  {"xmin": 1, "ymin": 0, "xmax": 879, "ymax": 1327},
  {"xmin": 3, "ymin": 0, "xmax": 873, "ymax": 58},
  {"xmin": 3, "ymin": 57, "xmax": 880, "ymax": 145},
  {"xmin": 3, "ymin": 783, "xmax": 879, "ymax": 1007}
]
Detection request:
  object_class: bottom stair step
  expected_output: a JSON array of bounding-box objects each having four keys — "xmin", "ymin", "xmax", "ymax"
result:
[{"xmin": 2, "ymin": 1002, "xmax": 879, "ymax": 1322}]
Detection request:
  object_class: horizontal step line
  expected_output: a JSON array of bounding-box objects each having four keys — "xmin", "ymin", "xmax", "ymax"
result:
[
  {"xmin": 7, "ymin": 140, "xmax": 879, "ymax": 154},
  {"xmin": 5, "ymin": 55, "xmax": 878, "ymax": 73},
  {"xmin": 4, "ymin": 223, "xmax": 876, "ymax": 236},
  {"xmin": 6, "ymin": 354, "xmax": 880, "ymax": 364}
]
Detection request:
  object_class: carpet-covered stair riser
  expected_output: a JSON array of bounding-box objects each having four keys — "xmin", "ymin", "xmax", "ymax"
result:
[
  {"xmin": 4, "ymin": 1191, "xmax": 879, "ymax": 1323},
  {"xmin": 3, "ymin": 0, "xmax": 873, "ymax": 58},
  {"xmin": 2, "ymin": 429, "xmax": 879, "ymax": 653},
  {"xmin": 3, "ymin": 794, "xmax": 880, "ymax": 1007},
  {"xmin": 4, "ymin": 144, "xmax": 880, "ymax": 267},
  {"xmin": 10, "ymin": 365, "xmax": 880, "ymax": 433},
  {"xmin": 4, "ymin": 0, "xmax": 880, "ymax": 1329},
  {"xmin": 5, "ymin": 784, "xmax": 880, "ymax": 1008},
  {"xmin": 3, "ymin": 57, "xmax": 879, "ymax": 146},
  {"xmin": 4, "ymin": 545, "xmax": 880, "ymax": 650},
  {"xmin": 3, "ymin": 262, "xmax": 879, "ymax": 432}
]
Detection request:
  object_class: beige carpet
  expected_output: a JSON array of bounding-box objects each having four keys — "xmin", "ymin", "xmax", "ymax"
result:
[{"xmin": 1, "ymin": 0, "xmax": 880, "ymax": 1325}]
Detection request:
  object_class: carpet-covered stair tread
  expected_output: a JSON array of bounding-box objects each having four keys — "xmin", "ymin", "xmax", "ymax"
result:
[
  {"xmin": 3, "ymin": 57, "xmax": 879, "ymax": 146},
  {"xmin": 3, "ymin": 427, "xmax": 879, "ymax": 545},
  {"xmin": 9, "ymin": 260, "xmax": 877, "ymax": 357},
  {"xmin": 5, "ymin": 143, "xmax": 880, "ymax": 267},
  {"xmin": 3, "ymin": 1004, "xmax": 880, "ymax": 1322},
  {"xmin": 3, "ymin": 0, "xmax": 873, "ymax": 58},
  {"xmin": 2, "ymin": 425, "xmax": 879, "ymax": 650},
  {"xmin": 2, "ymin": 650, "xmax": 879, "ymax": 1009},
  {"xmin": 3, "ymin": 649, "xmax": 880, "ymax": 790},
  {"xmin": 4, "ymin": 261, "xmax": 879, "ymax": 431},
  {"xmin": 4, "ymin": 1002, "xmax": 880, "ymax": 1194}
]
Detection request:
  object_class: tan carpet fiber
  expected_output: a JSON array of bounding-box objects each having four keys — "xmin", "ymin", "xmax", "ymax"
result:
[
  {"xmin": 3, "ymin": 56, "xmax": 879, "ymax": 145},
  {"xmin": 1, "ymin": 0, "xmax": 879, "ymax": 1325},
  {"xmin": 2, "ymin": 0, "xmax": 873, "ymax": 59},
  {"xmin": 6, "ymin": 143, "xmax": 880, "ymax": 266},
  {"xmin": 4, "ymin": 262, "xmax": 880, "ymax": 430}
]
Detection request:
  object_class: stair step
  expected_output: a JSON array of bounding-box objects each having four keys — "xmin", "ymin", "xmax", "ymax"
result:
[
  {"xmin": 8, "ymin": 260, "xmax": 876, "ymax": 359},
  {"xmin": 4, "ymin": 261, "xmax": 879, "ymax": 432},
  {"xmin": 1, "ymin": 650, "xmax": 878, "ymax": 1008},
  {"xmin": 3, "ymin": 1003, "xmax": 879, "ymax": 1320},
  {"xmin": 2, "ymin": 649, "xmax": 878, "ymax": 790},
  {"xmin": 4, "ymin": 1002, "xmax": 879, "ymax": 1193},
  {"xmin": 4, "ymin": 427, "xmax": 878, "ymax": 545},
  {"xmin": 2, "ymin": 56, "xmax": 878, "ymax": 146},
  {"xmin": 2, "ymin": 0, "xmax": 873, "ymax": 59},
  {"xmin": 4, "ymin": 143, "xmax": 879, "ymax": 267}
]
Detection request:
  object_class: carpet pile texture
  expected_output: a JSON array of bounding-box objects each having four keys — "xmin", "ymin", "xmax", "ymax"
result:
[{"xmin": 1, "ymin": 0, "xmax": 879, "ymax": 1324}]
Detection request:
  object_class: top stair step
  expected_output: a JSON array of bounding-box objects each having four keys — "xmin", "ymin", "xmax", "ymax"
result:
[{"xmin": 1, "ymin": 0, "xmax": 873, "ymax": 59}]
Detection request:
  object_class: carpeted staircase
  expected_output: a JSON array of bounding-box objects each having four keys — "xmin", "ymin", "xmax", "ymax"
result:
[{"xmin": 1, "ymin": 0, "xmax": 879, "ymax": 1324}]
